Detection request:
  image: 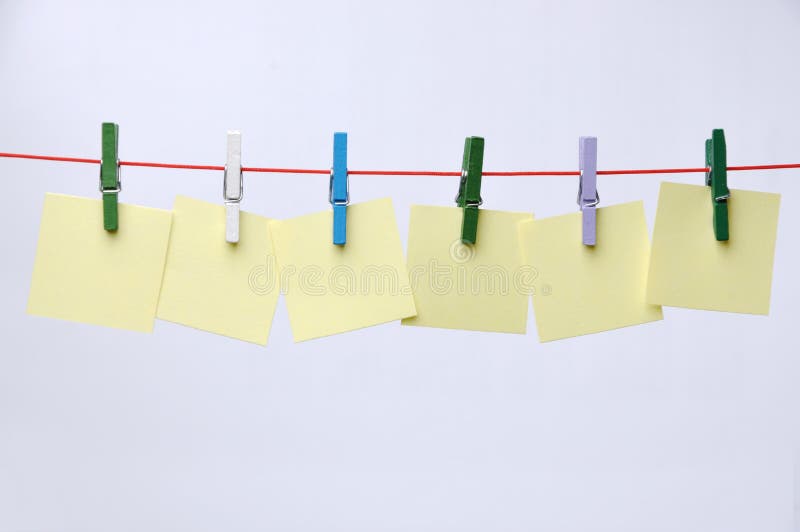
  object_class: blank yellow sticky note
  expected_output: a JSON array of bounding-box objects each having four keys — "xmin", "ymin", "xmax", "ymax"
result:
[
  {"xmin": 402, "ymin": 206, "xmax": 533, "ymax": 333},
  {"xmin": 646, "ymin": 182, "xmax": 781, "ymax": 314},
  {"xmin": 269, "ymin": 198, "xmax": 416, "ymax": 342},
  {"xmin": 520, "ymin": 201, "xmax": 662, "ymax": 342},
  {"xmin": 27, "ymin": 193, "xmax": 172, "ymax": 332},
  {"xmin": 156, "ymin": 196, "xmax": 280, "ymax": 345}
]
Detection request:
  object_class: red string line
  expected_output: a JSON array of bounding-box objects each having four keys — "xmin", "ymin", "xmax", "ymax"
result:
[
  {"xmin": 0, "ymin": 153, "xmax": 101, "ymax": 165},
  {"xmin": 1, "ymin": 151, "xmax": 799, "ymax": 176}
]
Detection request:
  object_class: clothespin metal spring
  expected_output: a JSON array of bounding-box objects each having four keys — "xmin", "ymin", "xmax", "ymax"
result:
[
  {"xmin": 223, "ymin": 165, "xmax": 243, "ymax": 202},
  {"xmin": 329, "ymin": 168, "xmax": 350, "ymax": 205},
  {"xmin": 98, "ymin": 161, "xmax": 121, "ymax": 194}
]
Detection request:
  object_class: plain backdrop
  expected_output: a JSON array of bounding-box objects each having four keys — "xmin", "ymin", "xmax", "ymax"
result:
[{"xmin": 1, "ymin": 1, "xmax": 799, "ymax": 531}]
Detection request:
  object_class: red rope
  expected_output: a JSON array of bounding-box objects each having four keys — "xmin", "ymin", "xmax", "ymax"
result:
[
  {"xmin": 0, "ymin": 152, "xmax": 100, "ymax": 164},
  {"xmin": 244, "ymin": 166, "xmax": 329, "ymax": 175},
  {"xmin": 121, "ymin": 161, "xmax": 224, "ymax": 171},
  {"xmin": 1, "ymin": 151, "xmax": 799, "ymax": 176}
]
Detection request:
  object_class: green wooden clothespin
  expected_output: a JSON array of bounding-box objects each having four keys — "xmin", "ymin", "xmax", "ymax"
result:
[
  {"xmin": 705, "ymin": 128, "xmax": 729, "ymax": 241},
  {"xmin": 455, "ymin": 136, "xmax": 484, "ymax": 244},
  {"xmin": 100, "ymin": 122, "xmax": 120, "ymax": 231}
]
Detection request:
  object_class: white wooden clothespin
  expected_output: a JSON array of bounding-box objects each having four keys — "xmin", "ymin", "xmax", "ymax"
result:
[{"xmin": 224, "ymin": 130, "xmax": 243, "ymax": 243}]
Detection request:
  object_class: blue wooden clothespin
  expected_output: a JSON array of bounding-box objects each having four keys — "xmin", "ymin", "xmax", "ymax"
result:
[
  {"xmin": 705, "ymin": 128, "xmax": 730, "ymax": 241},
  {"xmin": 578, "ymin": 136, "xmax": 599, "ymax": 246},
  {"xmin": 330, "ymin": 132, "xmax": 348, "ymax": 245}
]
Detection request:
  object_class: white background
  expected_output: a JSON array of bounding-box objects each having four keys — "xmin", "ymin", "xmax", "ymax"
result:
[{"xmin": 1, "ymin": 1, "xmax": 799, "ymax": 530}]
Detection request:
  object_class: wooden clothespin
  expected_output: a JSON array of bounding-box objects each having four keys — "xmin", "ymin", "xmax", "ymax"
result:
[
  {"xmin": 330, "ymin": 132, "xmax": 349, "ymax": 245},
  {"xmin": 705, "ymin": 128, "xmax": 730, "ymax": 241},
  {"xmin": 455, "ymin": 136, "xmax": 484, "ymax": 244},
  {"xmin": 578, "ymin": 136, "xmax": 599, "ymax": 246},
  {"xmin": 224, "ymin": 130, "xmax": 243, "ymax": 243},
  {"xmin": 100, "ymin": 122, "xmax": 121, "ymax": 231}
]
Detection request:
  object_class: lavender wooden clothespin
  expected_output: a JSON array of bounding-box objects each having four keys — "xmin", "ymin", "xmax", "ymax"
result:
[{"xmin": 578, "ymin": 136, "xmax": 599, "ymax": 246}]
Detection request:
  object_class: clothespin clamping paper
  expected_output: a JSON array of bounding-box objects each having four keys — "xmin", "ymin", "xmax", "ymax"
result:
[
  {"xmin": 330, "ymin": 132, "xmax": 349, "ymax": 245},
  {"xmin": 224, "ymin": 130, "xmax": 243, "ymax": 243},
  {"xmin": 705, "ymin": 128, "xmax": 730, "ymax": 241},
  {"xmin": 100, "ymin": 122, "xmax": 121, "ymax": 231},
  {"xmin": 455, "ymin": 136, "xmax": 485, "ymax": 245},
  {"xmin": 578, "ymin": 136, "xmax": 599, "ymax": 246}
]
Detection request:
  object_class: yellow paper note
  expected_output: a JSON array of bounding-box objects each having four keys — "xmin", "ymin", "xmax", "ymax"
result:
[
  {"xmin": 520, "ymin": 201, "xmax": 662, "ymax": 342},
  {"xmin": 269, "ymin": 198, "xmax": 416, "ymax": 342},
  {"xmin": 27, "ymin": 193, "xmax": 172, "ymax": 332},
  {"xmin": 646, "ymin": 182, "xmax": 781, "ymax": 314},
  {"xmin": 156, "ymin": 196, "xmax": 280, "ymax": 345},
  {"xmin": 402, "ymin": 206, "xmax": 533, "ymax": 333}
]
